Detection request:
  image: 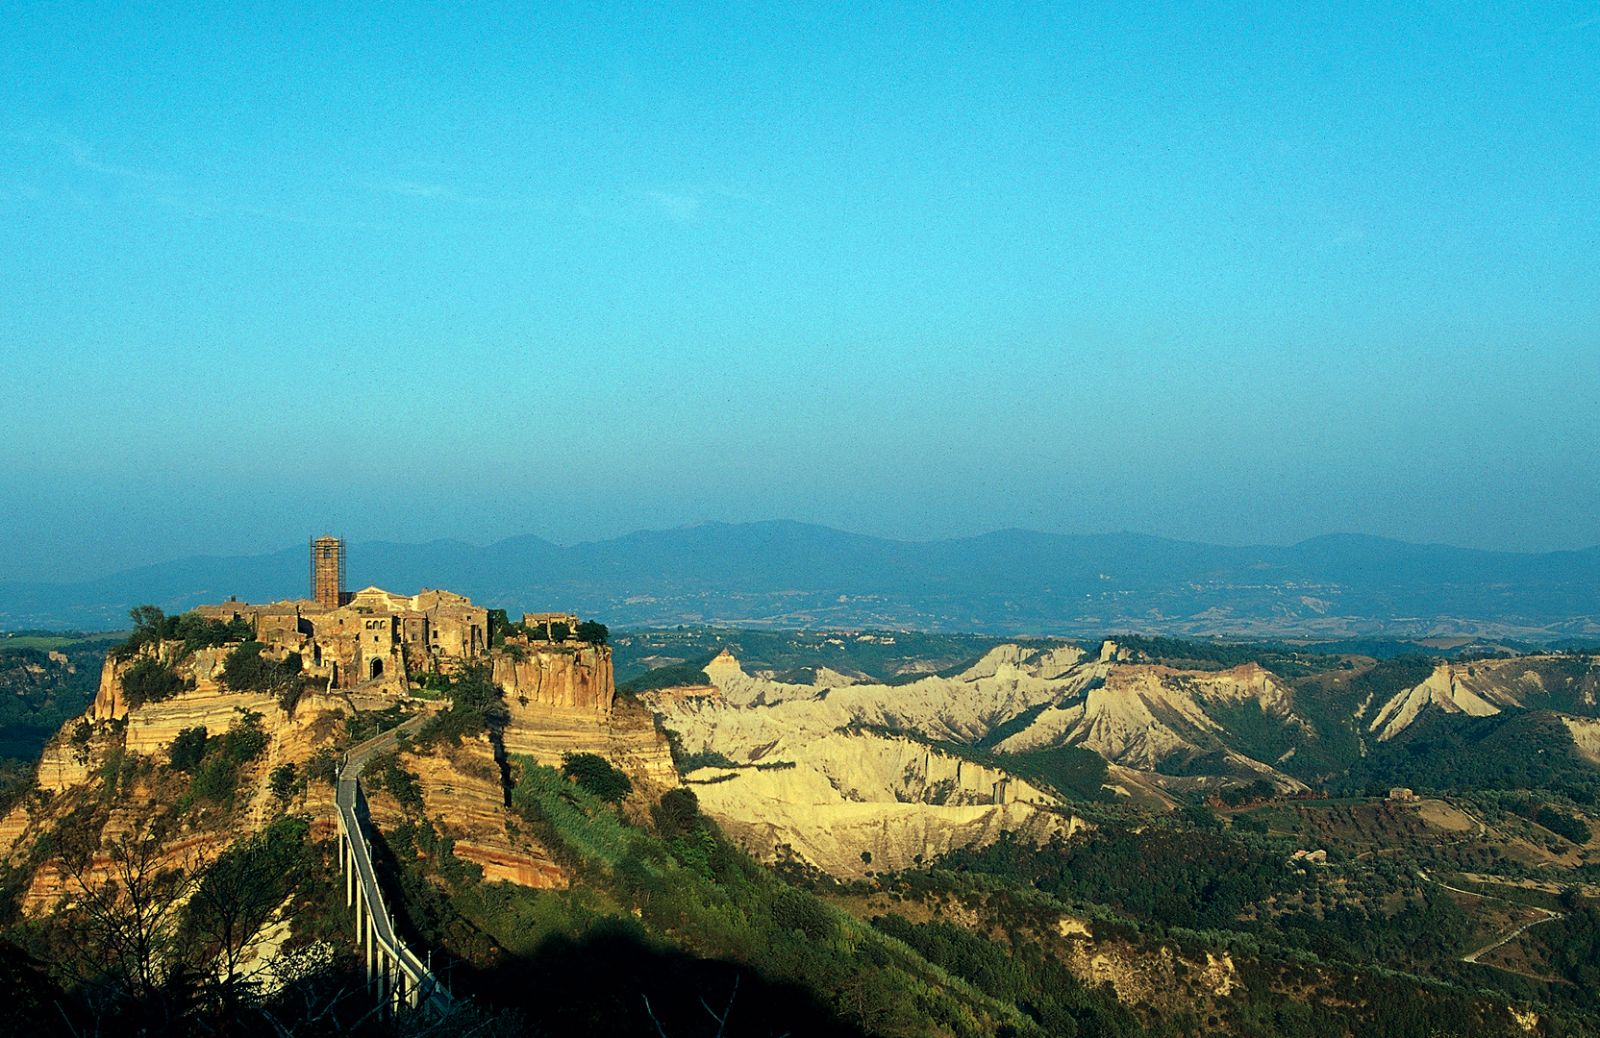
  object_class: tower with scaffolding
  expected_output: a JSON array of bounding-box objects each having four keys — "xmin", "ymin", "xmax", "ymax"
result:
[{"xmin": 310, "ymin": 535, "xmax": 347, "ymax": 610}]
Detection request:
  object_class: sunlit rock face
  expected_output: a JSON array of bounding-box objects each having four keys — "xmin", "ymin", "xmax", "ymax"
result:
[
  {"xmin": 493, "ymin": 644, "xmax": 615, "ymax": 717},
  {"xmin": 373, "ymin": 734, "xmax": 568, "ymax": 890},
  {"xmin": 492, "ymin": 644, "xmax": 675, "ymax": 791},
  {"xmin": 677, "ymin": 727, "xmax": 1076, "ymax": 877}
]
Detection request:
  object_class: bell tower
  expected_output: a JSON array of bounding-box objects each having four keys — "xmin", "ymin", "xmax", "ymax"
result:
[{"xmin": 310, "ymin": 535, "xmax": 346, "ymax": 609}]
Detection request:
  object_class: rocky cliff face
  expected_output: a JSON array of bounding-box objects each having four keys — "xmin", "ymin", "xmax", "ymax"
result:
[
  {"xmin": 6, "ymin": 639, "xmax": 351, "ymax": 916},
  {"xmin": 489, "ymin": 644, "xmax": 675, "ymax": 791},
  {"xmin": 1061, "ymin": 933, "xmax": 1241, "ymax": 1011},
  {"xmin": 493, "ymin": 644, "xmax": 614, "ymax": 717},
  {"xmin": 91, "ymin": 651, "xmax": 131, "ymax": 721},
  {"xmin": 48, "ymin": 643, "xmax": 353, "ymax": 795},
  {"xmin": 664, "ymin": 646, "xmax": 1309, "ymax": 792},
  {"xmin": 680, "ymin": 729, "xmax": 1073, "ymax": 876},
  {"xmin": 500, "ymin": 697, "xmax": 677, "ymax": 791},
  {"xmin": 681, "ymin": 644, "xmax": 1092, "ymax": 745},
  {"xmin": 377, "ymin": 735, "xmax": 567, "ymax": 889},
  {"xmin": 1564, "ymin": 716, "xmax": 1600, "ymax": 766},
  {"xmin": 656, "ymin": 650, "xmax": 1091, "ymax": 876}
]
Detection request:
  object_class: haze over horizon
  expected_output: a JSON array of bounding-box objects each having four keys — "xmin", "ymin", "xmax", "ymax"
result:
[
  {"xmin": 4, "ymin": 4, "xmax": 1597, "ymax": 582},
  {"xmin": 9, "ymin": 518, "xmax": 1600, "ymax": 592}
]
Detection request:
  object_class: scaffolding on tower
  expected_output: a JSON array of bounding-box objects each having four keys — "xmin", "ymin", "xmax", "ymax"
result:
[{"xmin": 310, "ymin": 535, "xmax": 346, "ymax": 609}]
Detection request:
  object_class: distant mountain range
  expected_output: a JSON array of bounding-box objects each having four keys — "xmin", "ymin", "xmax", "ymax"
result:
[{"xmin": 2, "ymin": 522, "xmax": 1598, "ymax": 640}]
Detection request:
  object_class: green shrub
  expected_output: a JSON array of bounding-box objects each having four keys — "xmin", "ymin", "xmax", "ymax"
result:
[
  {"xmin": 512, "ymin": 762, "xmax": 638, "ymax": 868},
  {"xmin": 268, "ymin": 762, "xmax": 298, "ymax": 802},
  {"xmin": 1535, "ymin": 805, "xmax": 1590, "ymax": 843},
  {"xmin": 413, "ymin": 664, "xmax": 508, "ymax": 748},
  {"xmin": 561, "ymin": 753, "xmax": 632, "ymax": 803},
  {"xmin": 172, "ymin": 612, "xmax": 251, "ymax": 654},
  {"xmin": 365, "ymin": 752, "xmax": 424, "ymax": 812},
  {"xmin": 676, "ymin": 748, "xmax": 738, "ymax": 773},
  {"xmin": 304, "ymin": 747, "xmax": 340, "ymax": 786},
  {"xmin": 772, "ymin": 885, "xmax": 834, "ymax": 939},
  {"xmin": 185, "ymin": 713, "xmax": 269, "ymax": 808},
  {"xmin": 114, "ymin": 605, "xmax": 252, "ymax": 659},
  {"xmin": 221, "ymin": 641, "xmax": 307, "ymax": 711},
  {"xmin": 1233, "ymin": 812, "xmax": 1269, "ymax": 834},
  {"xmin": 652, "ymin": 788, "xmax": 701, "ymax": 838},
  {"xmin": 190, "ymin": 756, "xmax": 240, "ymax": 805},
  {"xmin": 218, "ymin": 712, "xmax": 268, "ymax": 765},
  {"xmin": 169, "ymin": 727, "xmax": 208, "ymax": 773},
  {"xmin": 122, "ymin": 657, "xmax": 185, "ymax": 707}
]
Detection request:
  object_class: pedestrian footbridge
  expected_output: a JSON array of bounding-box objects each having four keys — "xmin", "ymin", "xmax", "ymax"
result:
[{"xmin": 335, "ymin": 714, "xmax": 452, "ymax": 1015}]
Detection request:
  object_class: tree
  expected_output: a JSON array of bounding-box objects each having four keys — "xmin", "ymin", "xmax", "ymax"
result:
[
  {"xmin": 56, "ymin": 826, "xmax": 204, "ymax": 1016},
  {"xmin": 221, "ymin": 642, "xmax": 306, "ymax": 710},
  {"xmin": 127, "ymin": 605, "xmax": 167, "ymax": 646},
  {"xmin": 188, "ymin": 714, "xmax": 269, "ymax": 807},
  {"xmin": 70, "ymin": 719, "xmax": 93, "ymax": 765},
  {"xmin": 773, "ymin": 886, "xmax": 835, "ymax": 940},
  {"xmin": 415, "ymin": 663, "xmax": 509, "ymax": 747},
  {"xmin": 652, "ymin": 788, "xmax": 701, "ymax": 838},
  {"xmin": 170, "ymin": 613, "xmax": 243, "ymax": 654},
  {"xmin": 221, "ymin": 641, "xmax": 273, "ymax": 692},
  {"xmin": 562, "ymin": 752, "xmax": 632, "ymax": 803},
  {"xmin": 169, "ymin": 727, "xmax": 208, "ymax": 774},
  {"xmin": 183, "ymin": 818, "xmax": 308, "ymax": 1014},
  {"xmin": 268, "ymin": 762, "xmax": 298, "ymax": 803},
  {"xmin": 122, "ymin": 658, "xmax": 185, "ymax": 707},
  {"xmin": 304, "ymin": 747, "xmax": 340, "ymax": 787},
  {"xmin": 576, "ymin": 620, "xmax": 609, "ymax": 645},
  {"xmin": 1180, "ymin": 803, "xmax": 1222, "ymax": 831},
  {"xmin": 488, "ymin": 608, "xmax": 511, "ymax": 646}
]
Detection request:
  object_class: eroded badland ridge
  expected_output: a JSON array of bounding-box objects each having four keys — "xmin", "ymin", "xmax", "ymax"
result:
[
  {"xmin": 646, "ymin": 638, "xmax": 1600, "ymax": 874},
  {"xmin": 3, "ymin": 538, "xmax": 1600, "ymax": 1036}
]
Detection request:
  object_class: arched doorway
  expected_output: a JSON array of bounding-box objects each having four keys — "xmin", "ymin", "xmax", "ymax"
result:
[{"xmin": 370, "ymin": 658, "xmax": 384, "ymax": 680}]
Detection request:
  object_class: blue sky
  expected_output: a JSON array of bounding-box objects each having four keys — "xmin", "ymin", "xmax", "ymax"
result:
[{"xmin": 3, "ymin": 3, "xmax": 1598, "ymax": 581}]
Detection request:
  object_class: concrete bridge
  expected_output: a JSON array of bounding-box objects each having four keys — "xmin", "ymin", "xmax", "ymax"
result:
[{"xmin": 335, "ymin": 713, "xmax": 452, "ymax": 1015}]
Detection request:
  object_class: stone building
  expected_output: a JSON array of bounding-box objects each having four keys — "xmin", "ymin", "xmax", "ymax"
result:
[
  {"xmin": 521, "ymin": 612, "xmax": 580, "ymax": 639},
  {"xmin": 198, "ymin": 586, "xmax": 490, "ymax": 689}
]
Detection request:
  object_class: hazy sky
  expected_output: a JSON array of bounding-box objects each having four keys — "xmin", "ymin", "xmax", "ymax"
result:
[{"xmin": 3, "ymin": 4, "xmax": 1598, "ymax": 582}]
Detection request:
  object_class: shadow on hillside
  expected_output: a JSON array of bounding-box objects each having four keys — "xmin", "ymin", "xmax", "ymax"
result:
[{"xmin": 451, "ymin": 924, "xmax": 868, "ymax": 1037}]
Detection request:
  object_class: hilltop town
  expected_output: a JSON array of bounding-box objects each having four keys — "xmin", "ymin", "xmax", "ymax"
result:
[
  {"xmin": 7, "ymin": 534, "xmax": 674, "ymax": 904},
  {"xmin": 193, "ymin": 536, "xmax": 582, "ymax": 690}
]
